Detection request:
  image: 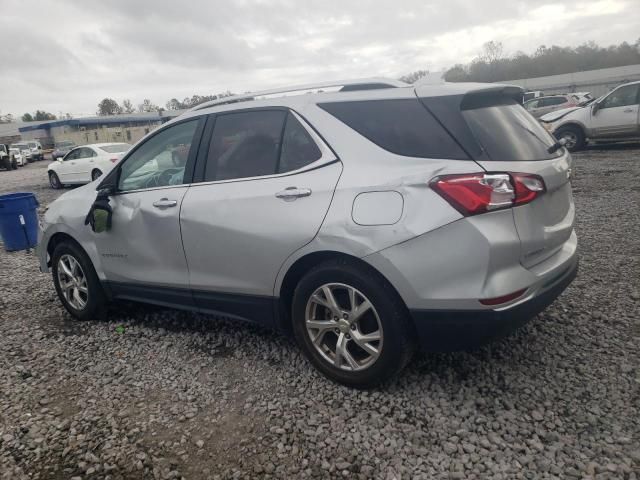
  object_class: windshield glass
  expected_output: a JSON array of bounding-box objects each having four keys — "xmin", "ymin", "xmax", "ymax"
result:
[
  {"xmin": 28, "ymin": 142, "xmax": 37, "ymax": 148},
  {"xmin": 462, "ymin": 97, "xmax": 561, "ymax": 161},
  {"xmin": 99, "ymin": 143, "xmax": 131, "ymax": 154},
  {"xmin": 12, "ymin": 144, "xmax": 29, "ymax": 150}
]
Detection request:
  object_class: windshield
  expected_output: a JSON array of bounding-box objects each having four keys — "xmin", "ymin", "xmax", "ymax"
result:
[
  {"xmin": 99, "ymin": 143, "xmax": 131, "ymax": 154},
  {"xmin": 462, "ymin": 96, "xmax": 561, "ymax": 161},
  {"xmin": 12, "ymin": 143, "xmax": 29, "ymax": 150},
  {"xmin": 28, "ymin": 142, "xmax": 37, "ymax": 148}
]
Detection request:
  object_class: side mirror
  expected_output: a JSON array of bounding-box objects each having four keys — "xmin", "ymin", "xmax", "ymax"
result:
[{"xmin": 592, "ymin": 102, "xmax": 600, "ymax": 115}]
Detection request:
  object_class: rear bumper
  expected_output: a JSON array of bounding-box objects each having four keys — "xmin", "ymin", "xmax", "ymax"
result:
[{"xmin": 410, "ymin": 254, "xmax": 578, "ymax": 351}]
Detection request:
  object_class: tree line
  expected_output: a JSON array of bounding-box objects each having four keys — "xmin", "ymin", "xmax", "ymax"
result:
[
  {"xmin": 96, "ymin": 92, "xmax": 234, "ymax": 116},
  {"xmin": 5, "ymin": 38, "xmax": 639, "ymax": 122},
  {"xmin": 443, "ymin": 38, "xmax": 640, "ymax": 83}
]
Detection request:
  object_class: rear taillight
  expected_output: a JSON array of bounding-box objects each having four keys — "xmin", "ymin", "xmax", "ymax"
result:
[
  {"xmin": 430, "ymin": 172, "xmax": 545, "ymax": 216},
  {"xmin": 109, "ymin": 158, "xmax": 119, "ymax": 163}
]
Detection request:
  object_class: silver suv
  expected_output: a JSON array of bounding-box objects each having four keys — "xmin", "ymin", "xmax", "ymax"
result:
[{"xmin": 38, "ymin": 78, "xmax": 578, "ymax": 387}]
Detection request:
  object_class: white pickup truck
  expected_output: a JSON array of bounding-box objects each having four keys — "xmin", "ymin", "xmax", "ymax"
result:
[{"xmin": 540, "ymin": 81, "xmax": 640, "ymax": 152}]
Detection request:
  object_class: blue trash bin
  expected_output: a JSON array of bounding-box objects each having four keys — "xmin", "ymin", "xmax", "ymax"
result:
[{"xmin": 0, "ymin": 192, "xmax": 40, "ymax": 252}]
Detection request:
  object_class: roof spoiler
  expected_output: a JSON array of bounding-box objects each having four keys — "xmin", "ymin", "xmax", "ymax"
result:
[{"xmin": 460, "ymin": 85, "xmax": 525, "ymax": 108}]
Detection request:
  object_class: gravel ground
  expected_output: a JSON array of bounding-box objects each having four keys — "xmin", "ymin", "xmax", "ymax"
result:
[{"xmin": 0, "ymin": 151, "xmax": 638, "ymax": 480}]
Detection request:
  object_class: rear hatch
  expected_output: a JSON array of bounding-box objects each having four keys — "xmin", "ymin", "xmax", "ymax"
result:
[{"xmin": 418, "ymin": 86, "xmax": 574, "ymax": 269}]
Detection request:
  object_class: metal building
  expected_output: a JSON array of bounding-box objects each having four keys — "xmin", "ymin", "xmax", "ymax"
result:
[{"xmin": 18, "ymin": 110, "xmax": 185, "ymax": 149}]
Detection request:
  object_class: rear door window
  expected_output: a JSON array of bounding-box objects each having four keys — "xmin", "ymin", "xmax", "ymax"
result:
[
  {"xmin": 278, "ymin": 114, "xmax": 322, "ymax": 173},
  {"xmin": 318, "ymin": 99, "xmax": 468, "ymax": 159},
  {"xmin": 461, "ymin": 96, "xmax": 561, "ymax": 161},
  {"xmin": 204, "ymin": 110, "xmax": 286, "ymax": 181}
]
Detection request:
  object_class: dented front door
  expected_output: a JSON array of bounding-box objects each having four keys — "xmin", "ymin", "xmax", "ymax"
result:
[{"xmin": 93, "ymin": 187, "xmax": 192, "ymax": 296}]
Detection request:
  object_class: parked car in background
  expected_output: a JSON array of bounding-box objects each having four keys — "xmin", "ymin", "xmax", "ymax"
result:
[
  {"xmin": 570, "ymin": 92, "xmax": 594, "ymax": 104},
  {"xmin": 38, "ymin": 79, "xmax": 577, "ymax": 387},
  {"xmin": 524, "ymin": 94, "xmax": 579, "ymax": 118},
  {"xmin": 0, "ymin": 144, "xmax": 17, "ymax": 170},
  {"xmin": 47, "ymin": 143, "xmax": 131, "ymax": 188},
  {"xmin": 11, "ymin": 142, "xmax": 33, "ymax": 162},
  {"xmin": 9, "ymin": 147, "xmax": 26, "ymax": 167},
  {"xmin": 52, "ymin": 140, "xmax": 76, "ymax": 160},
  {"xmin": 27, "ymin": 140, "xmax": 44, "ymax": 161},
  {"xmin": 523, "ymin": 90, "xmax": 544, "ymax": 102},
  {"xmin": 540, "ymin": 80, "xmax": 640, "ymax": 151}
]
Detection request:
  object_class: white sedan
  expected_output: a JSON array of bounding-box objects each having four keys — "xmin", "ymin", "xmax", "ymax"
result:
[
  {"xmin": 9, "ymin": 148, "xmax": 26, "ymax": 167},
  {"xmin": 47, "ymin": 143, "xmax": 131, "ymax": 189}
]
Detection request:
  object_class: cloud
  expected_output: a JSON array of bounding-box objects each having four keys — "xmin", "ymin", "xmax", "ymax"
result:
[{"xmin": 0, "ymin": 0, "xmax": 638, "ymax": 116}]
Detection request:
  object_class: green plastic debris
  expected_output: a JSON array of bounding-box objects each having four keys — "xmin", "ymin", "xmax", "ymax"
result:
[{"xmin": 115, "ymin": 325, "xmax": 125, "ymax": 334}]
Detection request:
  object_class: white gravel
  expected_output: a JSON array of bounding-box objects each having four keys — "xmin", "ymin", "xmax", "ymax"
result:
[{"xmin": 0, "ymin": 151, "xmax": 639, "ymax": 479}]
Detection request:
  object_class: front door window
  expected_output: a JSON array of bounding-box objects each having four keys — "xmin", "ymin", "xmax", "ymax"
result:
[{"xmin": 118, "ymin": 120, "xmax": 200, "ymax": 192}]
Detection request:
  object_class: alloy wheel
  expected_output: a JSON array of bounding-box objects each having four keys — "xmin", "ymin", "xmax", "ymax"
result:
[
  {"xmin": 559, "ymin": 131, "xmax": 577, "ymax": 150},
  {"xmin": 57, "ymin": 254, "xmax": 88, "ymax": 310},
  {"xmin": 49, "ymin": 173, "xmax": 59, "ymax": 189},
  {"xmin": 305, "ymin": 283, "xmax": 383, "ymax": 371}
]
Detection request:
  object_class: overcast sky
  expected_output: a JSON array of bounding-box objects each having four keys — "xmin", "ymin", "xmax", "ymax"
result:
[{"xmin": 1, "ymin": 0, "xmax": 638, "ymax": 117}]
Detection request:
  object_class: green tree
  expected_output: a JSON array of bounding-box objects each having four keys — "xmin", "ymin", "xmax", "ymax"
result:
[
  {"xmin": 22, "ymin": 112, "xmax": 34, "ymax": 122},
  {"xmin": 33, "ymin": 111, "xmax": 57, "ymax": 121},
  {"xmin": 138, "ymin": 99, "xmax": 160, "ymax": 113},
  {"xmin": 165, "ymin": 98, "xmax": 184, "ymax": 110},
  {"xmin": 444, "ymin": 39, "xmax": 640, "ymax": 83},
  {"xmin": 121, "ymin": 99, "xmax": 135, "ymax": 114},
  {"xmin": 97, "ymin": 98, "xmax": 122, "ymax": 116}
]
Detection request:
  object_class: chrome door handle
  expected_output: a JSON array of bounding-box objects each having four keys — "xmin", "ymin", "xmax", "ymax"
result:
[
  {"xmin": 275, "ymin": 187, "xmax": 312, "ymax": 201},
  {"xmin": 623, "ymin": 108, "xmax": 635, "ymax": 113},
  {"xmin": 152, "ymin": 198, "xmax": 178, "ymax": 208}
]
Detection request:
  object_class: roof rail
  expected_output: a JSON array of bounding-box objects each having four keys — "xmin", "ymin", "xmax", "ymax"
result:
[{"xmin": 191, "ymin": 77, "xmax": 408, "ymax": 111}]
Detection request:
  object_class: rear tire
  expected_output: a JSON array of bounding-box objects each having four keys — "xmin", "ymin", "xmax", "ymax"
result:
[
  {"xmin": 292, "ymin": 259, "xmax": 415, "ymax": 388},
  {"xmin": 11, "ymin": 158, "xmax": 17, "ymax": 170},
  {"xmin": 2, "ymin": 157, "xmax": 10, "ymax": 170},
  {"xmin": 49, "ymin": 171, "xmax": 62, "ymax": 189},
  {"xmin": 52, "ymin": 241, "xmax": 107, "ymax": 321},
  {"xmin": 91, "ymin": 169, "xmax": 103, "ymax": 181},
  {"xmin": 555, "ymin": 125, "xmax": 585, "ymax": 152}
]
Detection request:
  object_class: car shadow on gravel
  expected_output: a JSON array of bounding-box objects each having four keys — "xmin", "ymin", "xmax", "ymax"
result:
[
  {"xmin": 583, "ymin": 141, "xmax": 640, "ymax": 151},
  {"xmin": 103, "ymin": 300, "xmax": 546, "ymax": 390}
]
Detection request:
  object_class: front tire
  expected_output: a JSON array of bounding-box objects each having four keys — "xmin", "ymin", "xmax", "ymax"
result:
[
  {"xmin": 555, "ymin": 125, "xmax": 585, "ymax": 152},
  {"xmin": 49, "ymin": 171, "xmax": 62, "ymax": 189},
  {"xmin": 292, "ymin": 259, "xmax": 415, "ymax": 388},
  {"xmin": 52, "ymin": 241, "xmax": 106, "ymax": 321}
]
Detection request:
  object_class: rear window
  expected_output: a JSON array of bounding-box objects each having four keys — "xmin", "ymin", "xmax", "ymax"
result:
[
  {"xmin": 461, "ymin": 96, "xmax": 560, "ymax": 161},
  {"xmin": 318, "ymin": 99, "xmax": 468, "ymax": 160},
  {"xmin": 99, "ymin": 143, "xmax": 131, "ymax": 153}
]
